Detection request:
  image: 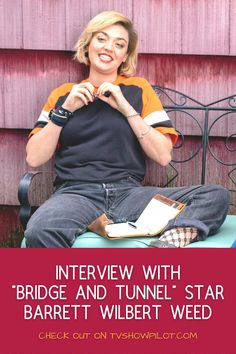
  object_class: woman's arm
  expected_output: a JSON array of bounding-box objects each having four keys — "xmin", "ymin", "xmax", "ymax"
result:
[
  {"xmin": 124, "ymin": 114, "xmax": 173, "ymax": 166},
  {"xmin": 26, "ymin": 122, "xmax": 62, "ymax": 168}
]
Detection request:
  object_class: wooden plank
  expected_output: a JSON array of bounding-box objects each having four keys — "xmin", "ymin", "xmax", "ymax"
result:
[
  {"xmin": 144, "ymin": 154, "xmax": 203, "ymax": 188},
  {"xmin": 89, "ymin": 0, "xmax": 133, "ymax": 18},
  {"xmin": 0, "ymin": 0, "xmax": 232, "ymax": 56},
  {"xmin": 0, "ymin": 129, "xmax": 54, "ymax": 206},
  {"xmin": 133, "ymin": 0, "xmax": 181, "ymax": 54},
  {"xmin": 65, "ymin": 0, "xmax": 91, "ymax": 51},
  {"xmin": 0, "ymin": 130, "xmax": 28, "ymax": 205},
  {"xmin": 3, "ymin": 50, "xmax": 73, "ymax": 129},
  {"xmin": 69, "ymin": 57, "xmax": 90, "ymax": 83},
  {"xmin": 22, "ymin": 0, "xmax": 66, "ymax": 50},
  {"xmin": 207, "ymin": 137, "xmax": 236, "ymax": 178},
  {"xmin": 137, "ymin": 54, "xmax": 236, "ymax": 103},
  {"xmin": 171, "ymin": 55, "xmax": 236, "ymax": 105},
  {"xmin": 0, "ymin": 0, "xmax": 23, "ymax": 49},
  {"xmin": 230, "ymin": 0, "xmax": 236, "ymax": 55},
  {"xmin": 182, "ymin": 0, "xmax": 230, "ymax": 55},
  {"xmin": 0, "ymin": 55, "xmax": 4, "ymax": 127}
]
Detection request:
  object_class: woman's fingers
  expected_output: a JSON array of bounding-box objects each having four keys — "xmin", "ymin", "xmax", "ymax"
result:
[
  {"xmin": 64, "ymin": 82, "xmax": 128, "ymax": 112},
  {"xmin": 72, "ymin": 85, "xmax": 94, "ymax": 102},
  {"xmin": 97, "ymin": 82, "xmax": 118, "ymax": 97},
  {"xmin": 65, "ymin": 84, "xmax": 95, "ymax": 107},
  {"xmin": 73, "ymin": 92, "xmax": 89, "ymax": 106},
  {"xmin": 97, "ymin": 82, "xmax": 132, "ymax": 116}
]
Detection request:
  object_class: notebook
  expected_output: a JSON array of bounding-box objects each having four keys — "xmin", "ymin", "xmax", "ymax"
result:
[{"xmin": 104, "ymin": 194, "xmax": 185, "ymax": 239}]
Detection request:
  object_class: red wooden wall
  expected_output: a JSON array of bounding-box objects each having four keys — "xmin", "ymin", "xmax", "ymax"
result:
[{"xmin": 0, "ymin": 0, "xmax": 236, "ymax": 241}]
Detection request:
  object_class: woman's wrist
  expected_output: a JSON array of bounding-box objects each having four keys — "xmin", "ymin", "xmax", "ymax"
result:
[
  {"xmin": 126, "ymin": 112, "xmax": 140, "ymax": 119},
  {"xmin": 121, "ymin": 103, "xmax": 139, "ymax": 119},
  {"xmin": 49, "ymin": 106, "xmax": 73, "ymax": 127},
  {"xmin": 61, "ymin": 103, "xmax": 76, "ymax": 113}
]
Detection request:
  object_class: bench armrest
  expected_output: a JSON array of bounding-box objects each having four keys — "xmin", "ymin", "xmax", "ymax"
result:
[{"xmin": 18, "ymin": 171, "xmax": 42, "ymax": 230}]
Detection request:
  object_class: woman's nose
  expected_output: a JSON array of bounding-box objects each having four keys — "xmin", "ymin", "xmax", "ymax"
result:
[{"xmin": 104, "ymin": 40, "xmax": 113, "ymax": 51}]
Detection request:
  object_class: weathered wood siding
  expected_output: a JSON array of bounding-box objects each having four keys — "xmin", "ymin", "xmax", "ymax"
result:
[
  {"xmin": 0, "ymin": 0, "xmax": 235, "ymax": 241},
  {"xmin": 134, "ymin": 0, "xmax": 182, "ymax": 54},
  {"xmin": 1, "ymin": 0, "xmax": 236, "ymax": 55},
  {"xmin": 182, "ymin": 0, "xmax": 230, "ymax": 55},
  {"xmin": 0, "ymin": 0, "xmax": 23, "ymax": 48},
  {"xmin": 230, "ymin": 0, "xmax": 236, "ymax": 54}
]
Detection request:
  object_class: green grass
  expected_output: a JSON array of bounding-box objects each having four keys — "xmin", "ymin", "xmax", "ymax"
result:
[{"xmin": 0, "ymin": 228, "xmax": 24, "ymax": 248}]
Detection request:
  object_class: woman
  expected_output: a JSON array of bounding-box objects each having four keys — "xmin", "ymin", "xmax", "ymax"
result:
[{"xmin": 25, "ymin": 11, "xmax": 229, "ymax": 248}]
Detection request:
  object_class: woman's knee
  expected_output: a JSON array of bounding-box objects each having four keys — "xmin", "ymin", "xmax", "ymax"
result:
[
  {"xmin": 24, "ymin": 213, "xmax": 56, "ymax": 247},
  {"xmin": 206, "ymin": 184, "xmax": 230, "ymax": 211}
]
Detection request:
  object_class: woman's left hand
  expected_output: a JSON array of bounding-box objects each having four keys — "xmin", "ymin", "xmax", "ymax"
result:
[{"xmin": 97, "ymin": 82, "xmax": 134, "ymax": 116}]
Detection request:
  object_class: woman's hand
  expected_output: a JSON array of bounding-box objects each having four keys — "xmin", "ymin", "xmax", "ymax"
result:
[
  {"xmin": 62, "ymin": 82, "xmax": 95, "ymax": 112},
  {"xmin": 97, "ymin": 82, "xmax": 134, "ymax": 117}
]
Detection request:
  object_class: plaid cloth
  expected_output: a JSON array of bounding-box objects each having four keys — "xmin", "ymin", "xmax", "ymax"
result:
[{"xmin": 159, "ymin": 227, "xmax": 198, "ymax": 248}]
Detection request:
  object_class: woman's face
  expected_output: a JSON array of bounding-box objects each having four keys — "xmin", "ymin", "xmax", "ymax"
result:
[{"xmin": 88, "ymin": 24, "xmax": 129, "ymax": 76}]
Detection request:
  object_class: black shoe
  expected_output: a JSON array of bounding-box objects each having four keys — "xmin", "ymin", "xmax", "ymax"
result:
[{"xmin": 149, "ymin": 240, "xmax": 177, "ymax": 248}]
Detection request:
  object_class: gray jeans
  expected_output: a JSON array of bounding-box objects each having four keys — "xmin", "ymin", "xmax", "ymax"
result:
[{"xmin": 25, "ymin": 177, "xmax": 230, "ymax": 247}]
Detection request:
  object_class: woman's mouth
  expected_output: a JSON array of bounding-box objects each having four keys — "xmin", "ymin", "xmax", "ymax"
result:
[{"xmin": 99, "ymin": 54, "xmax": 113, "ymax": 63}]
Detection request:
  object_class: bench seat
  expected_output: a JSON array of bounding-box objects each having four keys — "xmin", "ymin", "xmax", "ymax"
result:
[{"xmin": 21, "ymin": 215, "xmax": 236, "ymax": 248}]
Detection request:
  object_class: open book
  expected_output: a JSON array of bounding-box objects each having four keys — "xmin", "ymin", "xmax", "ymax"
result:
[{"xmin": 104, "ymin": 194, "xmax": 185, "ymax": 239}]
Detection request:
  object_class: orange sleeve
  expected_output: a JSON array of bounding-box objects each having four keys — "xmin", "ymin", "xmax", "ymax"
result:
[
  {"xmin": 156, "ymin": 127, "xmax": 178, "ymax": 145},
  {"xmin": 28, "ymin": 83, "xmax": 75, "ymax": 138}
]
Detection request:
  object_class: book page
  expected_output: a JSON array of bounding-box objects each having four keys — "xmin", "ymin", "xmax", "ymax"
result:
[
  {"xmin": 105, "ymin": 222, "xmax": 149, "ymax": 237},
  {"xmin": 105, "ymin": 198, "xmax": 180, "ymax": 238},
  {"xmin": 135, "ymin": 198, "xmax": 179, "ymax": 232}
]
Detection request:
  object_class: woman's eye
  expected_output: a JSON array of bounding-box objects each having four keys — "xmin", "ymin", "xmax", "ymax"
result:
[
  {"xmin": 97, "ymin": 36, "xmax": 105, "ymax": 42},
  {"xmin": 116, "ymin": 43, "xmax": 125, "ymax": 49}
]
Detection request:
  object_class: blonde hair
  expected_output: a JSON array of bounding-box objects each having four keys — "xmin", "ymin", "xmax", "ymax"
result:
[{"xmin": 74, "ymin": 11, "xmax": 138, "ymax": 77}]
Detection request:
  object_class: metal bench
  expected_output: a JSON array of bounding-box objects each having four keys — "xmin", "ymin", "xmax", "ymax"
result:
[{"xmin": 18, "ymin": 87, "xmax": 236, "ymax": 247}]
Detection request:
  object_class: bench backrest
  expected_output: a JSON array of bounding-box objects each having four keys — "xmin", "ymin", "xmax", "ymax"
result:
[{"xmin": 149, "ymin": 86, "xmax": 236, "ymax": 213}]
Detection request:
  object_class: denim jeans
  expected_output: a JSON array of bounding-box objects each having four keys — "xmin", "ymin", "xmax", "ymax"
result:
[{"xmin": 25, "ymin": 177, "xmax": 230, "ymax": 248}]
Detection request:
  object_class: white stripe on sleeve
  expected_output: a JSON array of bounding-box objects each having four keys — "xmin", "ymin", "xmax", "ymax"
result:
[
  {"xmin": 37, "ymin": 110, "xmax": 50, "ymax": 123},
  {"xmin": 144, "ymin": 110, "xmax": 170, "ymax": 126}
]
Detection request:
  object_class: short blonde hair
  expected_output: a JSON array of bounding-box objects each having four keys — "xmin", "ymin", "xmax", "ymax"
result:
[{"xmin": 74, "ymin": 11, "xmax": 138, "ymax": 77}]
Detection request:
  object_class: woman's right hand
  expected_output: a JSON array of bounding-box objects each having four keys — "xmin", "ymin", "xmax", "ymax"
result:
[{"xmin": 62, "ymin": 82, "xmax": 95, "ymax": 112}]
